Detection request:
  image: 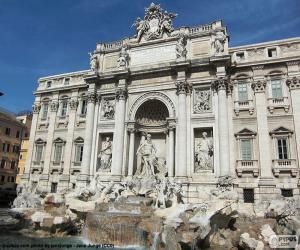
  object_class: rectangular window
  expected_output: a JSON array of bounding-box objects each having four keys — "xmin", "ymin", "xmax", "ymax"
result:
[
  {"xmin": 277, "ymin": 138, "xmax": 288, "ymax": 159},
  {"xmin": 51, "ymin": 183, "xmax": 57, "ymax": 193},
  {"xmin": 0, "ymin": 159, "xmax": 5, "ymax": 168},
  {"xmin": 6, "ymin": 144, "xmax": 10, "ymax": 153},
  {"xmin": 61, "ymin": 101, "xmax": 68, "ymax": 117},
  {"xmin": 11, "ymin": 176, "xmax": 15, "ymax": 183},
  {"xmin": 35, "ymin": 145, "xmax": 43, "ymax": 163},
  {"xmin": 75, "ymin": 145, "xmax": 84, "ymax": 163},
  {"xmin": 46, "ymin": 81, "xmax": 52, "ymax": 88},
  {"xmin": 268, "ymin": 48, "xmax": 277, "ymax": 57},
  {"xmin": 16, "ymin": 131, "xmax": 20, "ymax": 138},
  {"xmin": 236, "ymin": 52, "xmax": 245, "ymax": 61},
  {"xmin": 53, "ymin": 144, "xmax": 63, "ymax": 163},
  {"xmin": 271, "ymin": 79, "xmax": 283, "ymax": 98},
  {"xmin": 281, "ymin": 189, "xmax": 293, "ymax": 197},
  {"xmin": 243, "ymin": 189, "xmax": 254, "ymax": 203},
  {"xmin": 81, "ymin": 99, "xmax": 87, "ymax": 115},
  {"xmin": 240, "ymin": 139, "xmax": 252, "ymax": 160},
  {"xmin": 41, "ymin": 103, "xmax": 49, "ymax": 119},
  {"xmin": 1, "ymin": 176, "xmax": 4, "ymax": 182},
  {"xmin": 11, "ymin": 161, "xmax": 15, "ymax": 169},
  {"xmin": 238, "ymin": 82, "xmax": 248, "ymax": 102},
  {"xmin": 5, "ymin": 128, "xmax": 10, "ymax": 136},
  {"xmin": 64, "ymin": 78, "xmax": 70, "ymax": 85}
]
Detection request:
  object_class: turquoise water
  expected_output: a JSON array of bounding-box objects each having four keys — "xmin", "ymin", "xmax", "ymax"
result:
[{"xmin": 0, "ymin": 232, "xmax": 146, "ymax": 250}]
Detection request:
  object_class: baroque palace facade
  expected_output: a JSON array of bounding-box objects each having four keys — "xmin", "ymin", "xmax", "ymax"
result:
[{"xmin": 22, "ymin": 3, "xmax": 300, "ymax": 202}]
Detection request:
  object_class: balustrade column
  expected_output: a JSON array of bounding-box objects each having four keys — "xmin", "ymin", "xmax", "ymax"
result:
[
  {"xmin": 78, "ymin": 84, "xmax": 97, "ymax": 184},
  {"xmin": 22, "ymin": 100, "xmax": 41, "ymax": 182},
  {"xmin": 175, "ymin": 80, "xmax": 189, "ymax": 177},
  {"xmin": 111, "ymin": 87, "xmax": 127, "ymax": 178},
  {"xmin": 212, "ymin": 78, "xmax": 230, "ymax": 176}
]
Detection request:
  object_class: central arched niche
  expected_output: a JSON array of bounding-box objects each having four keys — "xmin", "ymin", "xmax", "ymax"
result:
[
  {"xmin": 135, "ymin": 99, "xmax": 169, "ymax": 128},
  {"xmin": 133, "ymin": 99, "xmax": 169, "ymax": 175}
]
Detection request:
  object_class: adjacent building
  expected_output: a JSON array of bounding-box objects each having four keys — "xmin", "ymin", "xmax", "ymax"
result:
[
  {"xmin": 21, "ymin": 3, "xmax": 300, "ymax": 203},
  {"xmin": 0, "ymin": 108, "xmax": 24, "ymax": 203},
  {"xmin": 16, "ymin": 113, "xmax": 32, "ymax": 184}
]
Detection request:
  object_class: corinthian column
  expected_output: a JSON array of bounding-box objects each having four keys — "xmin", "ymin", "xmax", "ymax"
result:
[
  {"xmin": 22, "ymin": 99, "xmax": 41, "ymax": 182},
  {"xmin": 175, "ymin": 79, "xmax": 190, "ymax": 178},
  {"xmin": 78, "ymin": 84, "xmax": 97, "ymax": 185},
  {"xmin": 111, "ymin": 86, "xmax": 127, "ymax": 179},
  {"xmin": 211, "ymin": 78, "xmax": 230, "ymax": 176}
]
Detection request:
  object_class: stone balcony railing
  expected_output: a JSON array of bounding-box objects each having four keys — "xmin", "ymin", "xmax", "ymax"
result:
[
  {"xmin": 267, "ymin": 97, "xmax": 289, "ymax": 113},
  {"xmin": 234, "ymin": 100, "xmax": 254, "ymax": 115},
  {"xmin": 236, "ymin": 160, "xmax": 259, "ymax": 177},
  {"xmin": 272, "ymin": 159, "xmax": 298, "ymax": 177},
  {"xmin": 31, "ymin": 161, "xmax": 44, "ymax": 174},
  {"xmin": 50, "ymin": 161, "xmax": 63, "ymax": 174},
  {"xmin": 71, "ymin": 163, "xmax": 81, "ymax": 175}
]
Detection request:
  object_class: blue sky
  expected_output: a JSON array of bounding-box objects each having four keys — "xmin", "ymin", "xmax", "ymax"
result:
[{"xmin": 0, "ymin": 0, "xmax": 299, "ymax": 113}]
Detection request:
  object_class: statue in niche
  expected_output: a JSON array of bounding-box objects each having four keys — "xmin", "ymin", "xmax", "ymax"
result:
[
  {"xmin": 176, "ymin": 34, "xmax": 187, "ymax": 59},
  {"xmin": 135, "ymin": 133, "xmax": 166, "ymax": 178},
  {"xmin": 195, "ymin": 132, "xmax": 213, "ymax": 172},
  {"xmin": 89, "ymin": 53, "xmax": 99, "ymax": 73},
  {"xmin": 117, "ymin": 46, "xmax": 129, "ymax": 68},
  {"xmin": 97, "ymin": 137, "xmax": 112, "ymax": 172},
  {"xmin": 102, "ymin": 99, "xmax": 115, "ymax": 119},
  {"xmin": 214, "ymin": 31, "xmax": 226, "ymax": 55}
]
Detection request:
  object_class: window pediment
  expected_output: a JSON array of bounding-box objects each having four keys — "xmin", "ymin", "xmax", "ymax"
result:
[
  {"xmin": 235, "ymin": 128, "xmax": 257, "ymax": 137},
  {"xmin": 269, "ymin": 126, "xmax": 293, "ymax": 136},
  {"xmin": 53, "ymin": 137, "xmax": 65, "ymax": 144},
  {"xmin": 74, "ymin": 137, "xmax": 84, "ymax": 143},
  {"xmin": 35, "ymin": 138, "xmax": 46, "ymax": 145}
]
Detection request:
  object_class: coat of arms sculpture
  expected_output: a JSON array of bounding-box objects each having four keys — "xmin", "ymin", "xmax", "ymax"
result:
[{"xmin": 132, "ymin": 3, "xmax": 177, "ymax": 42}]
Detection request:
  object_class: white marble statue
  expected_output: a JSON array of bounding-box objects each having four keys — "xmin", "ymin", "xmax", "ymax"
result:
[
  {"xmin": 97, "ymin": 137, "xmax": 112, "ymax": 171},
  {"xmin": 136, "ymin": 133, "xmax": 157, "ymax": 177},
  {"xmin": 117, "ymin": 46, "xmax": 129, "ymax": 68},
  {"xmin": 176, "ymin": 34, "xmax": 187, "ymax": 59},
  {"xmin": 132, "ymin": 17, "xmax": 149, "ymax": 42},
  {"xmin": 214, "ymin": 31, "xmax": 226, "ymax": 55},
  {"xmin": 89, "ymin": 53, "xmax": 99, "ymax": 72},
  {"xmin": 195, "ymin": 132, "xmax": 213, "ymax": 172}
]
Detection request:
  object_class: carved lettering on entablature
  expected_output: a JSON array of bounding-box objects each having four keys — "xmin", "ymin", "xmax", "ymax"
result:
[{"xmin": 281, "ymin": 43, "xmax": 299, "ymax": 53}]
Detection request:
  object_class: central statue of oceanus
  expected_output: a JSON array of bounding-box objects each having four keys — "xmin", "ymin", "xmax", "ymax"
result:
[{"xmin": 135, "ymin": 133, "xmax": 167, "ymax": 177}]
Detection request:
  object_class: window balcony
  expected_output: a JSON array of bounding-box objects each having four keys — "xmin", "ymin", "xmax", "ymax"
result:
[
  {"xmin": 31, "ymin": 163, "xmax": 43, "ymax": 174},
  {"xmin": 272, "ymin": 159, "xmax": 298, "ymax": 177},
  {"xmin": 71, "ymin": 165, "xmax": 81, "ymax": 175},
  {"xmin": 267, "ymin": 97, "xmax": 289, "ymax": 113},
  {"xmin": 50, "ymin": 161, "xmax": 63, "ymax": 174},
  {"xmin": 236, "ymin": 160, "xmax": 259, "ymax": 177},
  {"xmin": 234, "ymin": 100, "xmax": 254, "ymax": 115}
]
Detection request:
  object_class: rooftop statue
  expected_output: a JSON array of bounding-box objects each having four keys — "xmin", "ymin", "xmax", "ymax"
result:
[{"xmin": 132, "ymin": 3, "xmax": 177, "ymax": 42}]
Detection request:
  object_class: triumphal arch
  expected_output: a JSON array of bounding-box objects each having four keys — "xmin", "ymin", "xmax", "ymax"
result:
[{"xmin": 21, "ymin": 3, "xmax": 300, "ymax": 202}]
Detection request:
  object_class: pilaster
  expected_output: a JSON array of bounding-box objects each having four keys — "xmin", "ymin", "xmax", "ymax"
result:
[
  {"xmin": 60, "ymin": 90, "xmax": 78, "ymax": 188},
  {"xmin": 40, "ymin": 93, "xmax": 59, "ymax": 191},
  {"xmin": 22, "ymin": 97, "xmax": 41, "ymax": 182},
  {"xmin": 251, "ymin": 73, "xmax": 274, "ymax": 186},
  {"xmin": 77, "ymin": 83, "xmax": 97, "ymax": 185}
]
